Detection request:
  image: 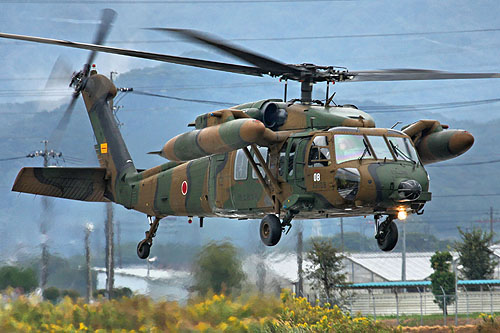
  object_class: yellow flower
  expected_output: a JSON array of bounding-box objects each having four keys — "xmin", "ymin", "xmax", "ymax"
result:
[
  {"xmin": 217, "ymin": 322, "xmax": 228, "ymax": 330},
  {"xmin": 79, "ymin": 322, "xmax": 88, "ymax": 331},
  {"xmin": 195, "ymin": 322, "xmax": 211, "ymax": 331}
]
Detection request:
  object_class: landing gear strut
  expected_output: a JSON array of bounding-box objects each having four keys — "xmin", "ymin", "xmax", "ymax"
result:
[
  {"xmin": 137, "ymin": 216, "xmax": 161, "ymax": 259},
  {"xmin": 259, "ymin": 210, "xmax": 297, "ymax": 247},
  {"xmin": 374, "ymin": 215, "xmax": 398, "ymax": 252}
]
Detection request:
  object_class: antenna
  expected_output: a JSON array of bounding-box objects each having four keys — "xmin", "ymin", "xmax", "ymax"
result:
[{"xmin": 284, "ymin": 80, "xmax": 288, "ymax": 101}]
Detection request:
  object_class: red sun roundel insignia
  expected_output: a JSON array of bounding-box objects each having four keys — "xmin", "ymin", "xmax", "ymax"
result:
[{"xmin": 181, "ymin": 181, "xmax": 188, "ymax": 195}]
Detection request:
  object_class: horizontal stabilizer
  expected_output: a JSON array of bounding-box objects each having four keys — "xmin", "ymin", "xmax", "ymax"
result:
[{"xmin": 12, "ymin": 167, "xmax": 108, "ymax": 202}]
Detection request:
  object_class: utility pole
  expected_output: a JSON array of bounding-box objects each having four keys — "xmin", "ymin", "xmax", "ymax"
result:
[
  {"xmin": 85, "ymin": 223, "xmax": 94, "ymax": 303},
  {"xmin": 40, "ymin": 140, "xmax": 50, "ymax": 292},
  {"xmin": 296, "ymin": 222, "xmax": 303, "ymax": 297},
  {"xmin": 117, "ymin": 219, "xmax": 122, "ymax": 268},
  {"xmin": 105, "ymin": 203, "xmax": 114, "ymax": 300},
  {"xmin": 340, "ymin": 217, "xmax": 344, "ymax": 252},
  {"xmin": 104, "ymin": 71, "xmax": 122, "ymax": 300},
  {"xmin": 401, "ymin": 220, "xmax": 406, "ymax": 281},
  {"xmin": 490, "ymin": 206, "xmax": 494, "ymax": 245},
  {"xmin": 38, "ymin": 139, "xmax": 61, "ymax": 293}
]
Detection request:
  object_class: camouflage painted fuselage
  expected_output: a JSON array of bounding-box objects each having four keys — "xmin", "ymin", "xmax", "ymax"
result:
[{"xmin": 121, "ymin": 126, "xmax": 430, "ymax": 220}]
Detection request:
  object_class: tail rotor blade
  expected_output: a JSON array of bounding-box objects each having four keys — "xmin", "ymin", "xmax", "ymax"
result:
[
  {"xmin": 85, "ymin": 8, "xmax": 116, "ymax": 70},
  {"xmin": 48, "ymin": 93, "xmax": 79, "ymax": 150},
  {"xmin": 44, "ymin": 55, "xmax": 73, "ymax": 90}
]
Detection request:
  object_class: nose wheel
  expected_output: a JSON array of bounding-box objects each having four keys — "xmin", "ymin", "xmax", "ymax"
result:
[
  {"xmin": 137, "ymin": 216, "xmax": 161, "ymax": 259},
  {"xmin": 374, "ymin": 215, "xmax": 398, "ymax": 252}
]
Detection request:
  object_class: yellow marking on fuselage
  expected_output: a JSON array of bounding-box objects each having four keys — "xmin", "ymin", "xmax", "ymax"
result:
[{"xmin": 100, "ymin": 143, "xmax": 108, "ymax": 154}]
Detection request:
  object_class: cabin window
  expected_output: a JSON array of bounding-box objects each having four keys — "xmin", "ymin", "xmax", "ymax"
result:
[
  {"xmin": 288, "ymin": 141, "xmax": 297, "ymax": 177},
  {"xmin": 279, "ymin": 147, "xmax": 286, "ymax": 177},
  {"xmin": 388, "ymin": 137, "xmax": 419, "ymax": 163},
  {"xmin": 334, "ymin": 134, "xmax": 372, "ymax": 163},
  {"xmin": 369, "ymin": 136, "xmax": 393, "ymax": 160},
  {"xmin": 252, "ymin": 147, "xmax": 268, "ymax": 179},
  {"xmin": 234, "ymin": 149, "xmax": 248, "ymax": 180},
  {"xmin": 308, "ymin": 135, "xmax": 331, "ymax": 167}
]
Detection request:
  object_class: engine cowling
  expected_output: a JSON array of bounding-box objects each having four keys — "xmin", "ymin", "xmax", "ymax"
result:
[{"xmin": 403, "ymin": 120, "xmax": 474, "ymax": 164}]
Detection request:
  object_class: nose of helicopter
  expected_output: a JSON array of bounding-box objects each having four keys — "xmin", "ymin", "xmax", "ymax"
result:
[
  {"xmin": 448, "ymin": 130, "xmax": 474, "ymax": 156},
  {"xmin": 360, "ymin": 162, "xmax": 430, "ymax": 209}
]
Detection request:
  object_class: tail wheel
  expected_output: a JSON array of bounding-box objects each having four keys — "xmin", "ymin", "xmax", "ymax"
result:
[
  {"xmin": 137, "ymin": 240, "xmax": 151, "ymax": 259},
  {"xmin": 260, "ymin": 214, "xmax": 282, "ymax": 246},
  {"xmin": 377, "ymin": 220, "xmax": 398, "ymax": 252}
]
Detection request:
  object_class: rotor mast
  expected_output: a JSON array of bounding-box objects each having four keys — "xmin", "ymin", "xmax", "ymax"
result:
[{"xmin": 300, "ymin": 80, "xmax": 313, "ymax": 104}]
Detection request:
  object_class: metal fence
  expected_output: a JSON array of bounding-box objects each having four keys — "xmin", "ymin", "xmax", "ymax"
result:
[{"xmin": 349, "ymin": 289, "xmax": 500, "ymax": 323}]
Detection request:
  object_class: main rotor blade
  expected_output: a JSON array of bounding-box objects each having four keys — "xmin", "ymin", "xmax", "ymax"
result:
[
  {"xmin": 0, "ymin": 32, "xmax": 265, "ymax": 77},
  {"xmin": 86, "ymin": 8, "xmax": 117, "ymax": 69},
  {"xmin": 48, "ymin": 93, "xmax": 79, "ymax": 150},
  {"xmin": 152, "ymin": 28, "xmax": 303, "ymax": 78},
  {"xmin": 347, "ymin": 69, "xmax": 500, "ymax": 82}
]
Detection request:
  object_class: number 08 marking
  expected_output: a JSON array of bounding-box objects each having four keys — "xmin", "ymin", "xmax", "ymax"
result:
[{"xmin": 313, "ymin": 173, "xmax": 321, "ymax": 182}]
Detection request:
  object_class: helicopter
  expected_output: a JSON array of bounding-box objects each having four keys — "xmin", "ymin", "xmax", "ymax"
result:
[{"xmin": 2, "ymin": 9, "xmax": 495, "ymax": 259}]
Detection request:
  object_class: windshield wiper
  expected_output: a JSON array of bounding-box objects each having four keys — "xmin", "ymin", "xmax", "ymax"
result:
[
  {"xmin": 359, "ymin": 139, "xmax": 372, "ymax": 161},
  {"xmin": 390, "ymin": 142, "xmax": 416, "ymax": 164}
]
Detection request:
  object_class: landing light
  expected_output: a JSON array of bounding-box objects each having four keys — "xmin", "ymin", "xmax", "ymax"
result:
[{"xmin": 397, "ymin": 210, "xmax": 407, "ymax": 220}]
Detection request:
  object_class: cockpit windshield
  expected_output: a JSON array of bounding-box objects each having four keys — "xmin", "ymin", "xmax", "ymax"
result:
[
  {"xmin": 334, "ymin": 134, "xmax": 372, "ymax": 164},
  {"xmin": 387, "ymin": 136, "xmax": 419, "ymax": 163},
  {"xmin": 334, "ymin": 133, "xmax": 419, "ymax": 164}
]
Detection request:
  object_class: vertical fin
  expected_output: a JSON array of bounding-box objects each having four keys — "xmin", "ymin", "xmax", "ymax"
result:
[{"xmin": 82, "ymin": 73, "xmax": 136, "ymax": 203}]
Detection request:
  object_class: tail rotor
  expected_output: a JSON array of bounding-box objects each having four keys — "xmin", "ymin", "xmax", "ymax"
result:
[{"xmin": 47, "ymin": 8, "xmax": 117, "ymax": 152}]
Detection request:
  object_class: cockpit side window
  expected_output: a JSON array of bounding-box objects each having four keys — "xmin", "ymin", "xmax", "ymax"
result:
[
  {"xmin": 308, "ymin": 135, "xmax": 331, "ymax": 167},
  {"xmin": 334, "ymin": 134, "xmax": 372, "ymax": 163}
]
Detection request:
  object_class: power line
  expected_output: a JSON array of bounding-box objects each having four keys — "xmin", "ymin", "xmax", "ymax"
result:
[
  {"xmin": 428, "ymin": 159, "xmax": 500, "ymax": 167},
  {"xmin": 363, "ymin": 98, "xmax": 500, "ymax": 113},
  {"xmin": 0, "ymin": 0, "xmax": 356, "ymax": 4},
  {"xmin": 434, "ymin": 193, "xmax": 500, "ymax": 198},
  {"xmin": 2, "ymin": 27, "xmax": 500, "ymax": 46},
  {"xmin": 132, "ymin": 90, "xmax": 238, "ymax": 106}
]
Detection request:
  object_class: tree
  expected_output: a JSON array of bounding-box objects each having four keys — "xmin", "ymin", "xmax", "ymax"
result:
[
  {"xmin": 305, "ymin": 238, "xmax": 347, "ymax": 307},
  {"xmin": 61, "ymin": 289, "xmax": 80, "ymax": 301},
  {"xmin": 454, "ymin": 228, "xmax": 497, "ymax": 280},
  {"xmin": 0, "ymin": 266, "xmax": 38, "ymax": 293},
  {"xmin": 43, "ymin": 287, "xmax": 60, "ymax": 303},
  {"xmin": 430, "ymin": 251, "xmax": 455, "ymax": 314},
  {"xmin": 93, "ymin": 287, "xmax": 132, "ymax": 299},
  {"xmin": 192, "ymin": 241, "xmax": 245, "ymax": 295}
]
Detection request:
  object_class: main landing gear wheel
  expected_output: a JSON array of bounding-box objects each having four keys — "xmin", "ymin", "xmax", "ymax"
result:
[
  {"xmin": 260, "ymin": 214, "xmax": 282, "ymax": 246},
  {"xmin": 375, "ymin": 216, "xmax": 398, "ymax": 252},
  {"xmin": 136, "ymin": 216, "xmax": 161, "ymax": 259},
  {"xmin": 137, "ymin": 240, "xmax": 151, "ymax": 259}
]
